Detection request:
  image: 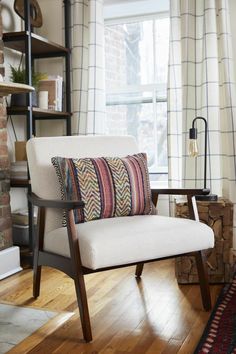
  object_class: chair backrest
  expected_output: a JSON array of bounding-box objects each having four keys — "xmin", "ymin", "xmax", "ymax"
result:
[{"xmin": 26, "ymin": 135, "xmax": 139, "ymax": 233}]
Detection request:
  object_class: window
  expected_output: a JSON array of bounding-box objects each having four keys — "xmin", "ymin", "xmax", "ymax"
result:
[{"xmin": 104, "ymin": 15, "xmax": 169, "ymax": 181}]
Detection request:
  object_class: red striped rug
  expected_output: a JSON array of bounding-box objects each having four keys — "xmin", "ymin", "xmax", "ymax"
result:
[{"xmin": 194, "ymin": 275, "xmax": 236, "ymax": 353}]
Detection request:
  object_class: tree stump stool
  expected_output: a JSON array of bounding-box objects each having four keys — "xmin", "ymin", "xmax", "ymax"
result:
[{"xmin": 175, "ymin": 198, "xmax": 235, "ymax": 283}]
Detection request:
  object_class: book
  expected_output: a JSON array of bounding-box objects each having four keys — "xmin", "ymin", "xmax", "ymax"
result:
[
  {"xmin": 10, "ymin": 161, "xmax": 28, "ymax": 180},
  {"xmin": 12, "ymin": 208, "xmax": 37, "ymax": 226}
]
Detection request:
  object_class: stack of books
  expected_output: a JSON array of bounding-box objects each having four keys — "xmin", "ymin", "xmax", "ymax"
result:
[
  {"xmin": 12, "ymin": 209, "xmax": 37, "ymax": 246},
  {"xmin": 10, "ymin": 161, "xmax": 27, "ymax": 180},
  {"xmin": 38, "ymin": 75, "xmax": 63, "ymax": 111}
]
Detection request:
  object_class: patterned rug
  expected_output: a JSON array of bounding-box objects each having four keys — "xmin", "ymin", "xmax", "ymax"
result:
[
  {"xmin": 0, "ymin": 303, "xmax": 58, "ymax": 353},
  {"xmin": 194, "ymin": 275, "xmax": 236, "ymax": 353}
]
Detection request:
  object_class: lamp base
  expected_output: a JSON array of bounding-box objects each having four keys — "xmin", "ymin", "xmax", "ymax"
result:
[{"xmin": 195, "ymin": 194, "xmax": 218, "ymax": 201}]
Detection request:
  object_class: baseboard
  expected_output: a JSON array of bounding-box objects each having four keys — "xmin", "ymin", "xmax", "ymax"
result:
[{"xmin": 0, "ymin": 246, "xmax": 22, "ymax": 280}]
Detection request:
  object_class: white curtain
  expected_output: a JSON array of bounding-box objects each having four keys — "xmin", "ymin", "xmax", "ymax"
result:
[
  {"xmin": 168, "ymin": 0, "xmax": 236, "ymax": 244},
  {"xmin": 69, "ymin": 0, "xmax": 106, "ymax": 134}
]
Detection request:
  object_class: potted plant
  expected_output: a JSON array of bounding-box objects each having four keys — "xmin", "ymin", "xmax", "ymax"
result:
[{"xmin": 10, "ymin": 65, "xmax": 47, "ymax": 107}]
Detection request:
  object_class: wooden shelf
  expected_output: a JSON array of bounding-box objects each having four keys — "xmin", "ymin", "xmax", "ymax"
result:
[
  {"xmin": 0, "ymin": 82, "xmax": 34, "ymax": 96},
  {"xmin": 3, "ymin": 31, "xmax": 69, "ymax": 58},
  {"xmin": 10, "ymin": 179, "xmax": 30, "ymax": 188},
  {"xmin": 7, "ymin": 106, "xmax": 71, "ymax": 119}
]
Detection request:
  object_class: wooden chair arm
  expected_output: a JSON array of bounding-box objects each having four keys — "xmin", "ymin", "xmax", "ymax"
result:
[
  {"xmin": 151, "ymin": 188, "xmax": 210, "ymax": 196},
  {"xmin": 151, "ymin": 188, "xmax": 208, "ymax": 221},
  {"xmin": 28, "ymin": 193, "xmax": 84, "ymax": 210}
]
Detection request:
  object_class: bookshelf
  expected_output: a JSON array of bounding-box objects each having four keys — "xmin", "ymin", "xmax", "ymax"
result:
[
  {"xmin": 3, "ymin": 31, "xmax": 69, "ymax": 57},
  {"xmin": 3, "ymin": 0, "xmax": 72, "ymax": 264}
]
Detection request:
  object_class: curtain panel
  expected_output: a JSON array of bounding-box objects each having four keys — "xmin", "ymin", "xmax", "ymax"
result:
[
  {"xmin": 168, "ymin": 0, "xmax": 236, "ymax": 245},
  {"xmin": 69, "ymin": 0, "xmax": 106, "ymax": 134}
]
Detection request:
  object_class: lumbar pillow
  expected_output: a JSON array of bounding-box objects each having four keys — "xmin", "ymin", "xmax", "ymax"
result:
[{"xmin": 52, "ymin": 153, "xmax": 153, "ymax": 224}]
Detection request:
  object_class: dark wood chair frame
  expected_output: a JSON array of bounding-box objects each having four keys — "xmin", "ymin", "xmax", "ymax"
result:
[{"xmin": 29, "ymin": 188, "xmax": 212, "ymax": 342}]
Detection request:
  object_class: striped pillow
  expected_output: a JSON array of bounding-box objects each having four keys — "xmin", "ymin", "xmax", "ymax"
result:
[{"xmin": 52, "ymin": 153, "xmax": 153, "ymax": 224}]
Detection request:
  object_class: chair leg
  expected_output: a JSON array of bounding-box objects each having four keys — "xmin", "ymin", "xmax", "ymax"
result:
[
  {"xmin": 33, "ymin": 207, "xmax": 45, "ymax": 298},
  {"xmin": 33, "ymin": 263, "xmax": 41, "ymax": 298},
  {"xmin": 195, "ymin": 251, "xmax": 211, "ymax": 311},
  {"xmin": 66, "ymin": 210, "xmax": 92, "ymax": 341},
  {"xmin": 135, "ymin": 263, "xmax": 144, "ymax": 278},
  {"xmin": 74, "ymin": 275, "xmax": 92, "ymax": 342}
]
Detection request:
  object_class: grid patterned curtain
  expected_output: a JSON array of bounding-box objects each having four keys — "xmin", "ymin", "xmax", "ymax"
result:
[
  {"xmin": 168, "ymin": 0, "xmax": 236, "ymax": 245},
  {"xmin": 69, "ymin": 0, "xmax": 106, "ymax": 134}
]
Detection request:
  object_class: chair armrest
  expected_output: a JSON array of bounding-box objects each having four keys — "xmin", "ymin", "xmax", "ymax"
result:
[
  {"xmin": 151, "ymin": 188, "xmax": 210, "ymax": 196},
  {"xmin": 28, "ymin": 193, "xmax": 84, "ymax": 210},
  {"xmin": 151, "ymin": 188, "xmax": 208, "ymax": 221}
]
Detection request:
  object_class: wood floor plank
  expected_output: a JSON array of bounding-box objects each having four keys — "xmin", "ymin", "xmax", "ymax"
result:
[{"xmin": 0, "ymin": 260, "xmax": 222, "ymax": 354}]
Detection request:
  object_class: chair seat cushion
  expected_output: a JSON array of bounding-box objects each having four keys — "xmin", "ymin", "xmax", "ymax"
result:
[{"xmin": 44, "ymin": 215, "xmax": 214, "ymax": 270}]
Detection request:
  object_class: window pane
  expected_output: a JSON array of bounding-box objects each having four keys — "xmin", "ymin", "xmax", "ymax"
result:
[
  {"xmin": 155, "ymin": 17, "xmax": 170, "ymax": 86},
  {"xmin": 105, "ymin": 20, "xmax": 154, "ymax": 91},
  {"xmin": 106, "ymin": 102, "xmax": 158, "ymax": 171},
  {"xmin": 106, "ymin": 90, "xmax": 152, "ymax": 105}
]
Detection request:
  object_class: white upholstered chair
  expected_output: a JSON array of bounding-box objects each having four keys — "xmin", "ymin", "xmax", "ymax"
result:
[{"xmin": 26, "ymin": 135, "xmax": 214, "ymax": 342}]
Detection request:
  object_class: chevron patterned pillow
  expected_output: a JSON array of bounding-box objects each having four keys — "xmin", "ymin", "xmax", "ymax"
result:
[{"xmin": 52, "ymin": 153, "xmax": 153, "ymax": 224}]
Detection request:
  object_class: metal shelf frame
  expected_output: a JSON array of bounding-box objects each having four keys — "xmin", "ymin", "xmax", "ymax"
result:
[{"xmin": 5, "ymin": 0, "xmax": 72, "ymax": 264}]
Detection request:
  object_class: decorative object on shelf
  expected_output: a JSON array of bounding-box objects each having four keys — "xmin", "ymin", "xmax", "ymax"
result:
[
  {"xmin": 14, "ymin": 0, "xmax": 43, "ymax": 28},
  {"xmin": 38, "ymin": 90, "xmax": 48, "ymax": 110},
  {"xmin": 38, "ymin": 76, "xmax": 63, "ymax": 111},
  {"xmin": 10, "ymin": 64, "xmax": 46, "ymax": 107},
  {"xmin": 175, "ymin": 198, "xmax": 235, "ymax": 283},
  {"xmin": 189, "ymin": 116, "xmax": 218, "ymax": 201}
]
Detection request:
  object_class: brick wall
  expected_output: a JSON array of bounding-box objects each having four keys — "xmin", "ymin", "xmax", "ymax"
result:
[{"xmin": 0, "ymin": 1, "xmax": 12, "ymax": 251}]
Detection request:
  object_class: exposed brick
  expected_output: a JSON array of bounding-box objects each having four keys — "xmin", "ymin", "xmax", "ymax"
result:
[
  {"xmin": 0, "ymin": 180, "xmax": 10, "ymax": 192},
  {"xmin": 0, "ymin": 118, "xmax": 6, "ymax": 129},
  {"xmin": 0, "ymin": 145, "xmax": 7, "ymax": 156},
  {"xmin": 0, "ymin": 4, "xmax": 2, "ymax": 41},
  {"xmin": 0, "ymin": 228, "xmax": 13, "ymax": 251},
  {"xmin": 0, "ymin": 6, "xmax": 12, "ymax": 251},
  {"xmin": 0, "ymin": 130, "xmax": 7, "ymax": 142},
  {"xmin": 0, "ymin": 193, "xmax": 10, "ymax": 205},
  {"xmin": 0, "ymin": 40, "xmax": 3, "ymax": 53},
  {"xmin": 0, "ymin": 217, "xmax": 12, "ymax": 232},
  {"xmin": 0, "ymin": 205, "xmax": 11, "ymax": 218},
  {"xmin": 0, "ymin": 170, "xmax": 9, "ymax": 180},
  {"xmin": 0, "ymin": 104, "xmax": 6, "ymax": 117},
  {"xmin": 0, "ymin": 157, "xmax": 10, "ymax": 169}
]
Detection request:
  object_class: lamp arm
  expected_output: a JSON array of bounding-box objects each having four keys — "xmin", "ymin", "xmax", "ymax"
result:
[{"xmin": 192, "ymin": 116, "xmax": 208, "ymax": 189}]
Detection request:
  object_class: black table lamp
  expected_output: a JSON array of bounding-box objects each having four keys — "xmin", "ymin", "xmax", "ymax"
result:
[{"xmin": 189, "ymin": 116, "xmax": 218, "ymax": 201}]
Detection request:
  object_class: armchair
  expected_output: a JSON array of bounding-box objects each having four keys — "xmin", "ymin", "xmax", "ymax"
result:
[{"xmin": 26, "ymin": 135, "xmax": 214, "ymax": 342}]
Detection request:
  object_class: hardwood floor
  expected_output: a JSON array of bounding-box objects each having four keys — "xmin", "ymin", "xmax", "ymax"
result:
[{"xmin": 0, "ymin": 259, "xmax": 222, "ymax": 354}]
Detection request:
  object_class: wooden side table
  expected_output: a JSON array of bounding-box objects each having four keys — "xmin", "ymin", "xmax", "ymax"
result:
[{"xmin": 175, "ymin": 198, "xmax": 235, "ymax": 283}]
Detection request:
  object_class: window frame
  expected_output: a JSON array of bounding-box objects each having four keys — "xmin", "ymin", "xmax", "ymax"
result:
[{"xmin": 105, "ymin": 12, "xmax": 169, "ymax": 176}]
